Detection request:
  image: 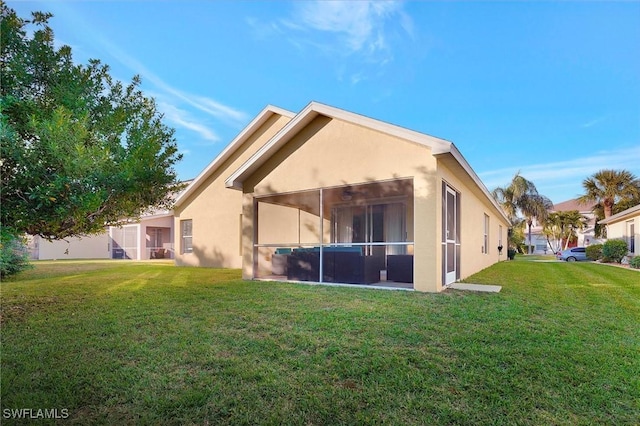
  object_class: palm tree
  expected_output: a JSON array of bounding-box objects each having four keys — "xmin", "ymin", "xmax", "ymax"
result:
[
  {"xmin": 578, "ymin": 169, "xmax": 640, "ymax": 219},
  {"xmin": 492, "ymin": 173, "xmax": 553, "ymax": 254},
  {"xmin": 520, "ymin": 194, "xmax": 553, "ymax": 254},
  {"xmin": 492, "ymin": 185, "xmax": 518, "ymax": 223},
  {"xmin": 543, "ymin": 210, "xmax": 587, "ymax": 252},
  {"xmin": 492, "ymin": 173, "xmax": 534, "ymax": 222},
  {"xmin": 542, "ymin": 212, "xmax": 564, "ymax": 253},
  {"xmin": 561, "ymin": 210, "xmax": 587, "ymax": 250}
]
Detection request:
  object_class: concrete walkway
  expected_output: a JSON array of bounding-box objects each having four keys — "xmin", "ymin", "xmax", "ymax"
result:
[{"xmin": 449, "ymin": 283, "xmax": 502, "ymax": 293}]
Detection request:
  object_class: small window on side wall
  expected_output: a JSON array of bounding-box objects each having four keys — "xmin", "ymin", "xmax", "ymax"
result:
[
  {"xmin": 181, "ymin": 219, "xmax": 193, "ymax": 254},
  {"xmin": 483, "ymin": 214, "xmax": 489, "ymax": 254}
]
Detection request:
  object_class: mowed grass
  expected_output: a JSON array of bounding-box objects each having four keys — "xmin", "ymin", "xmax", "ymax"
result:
[{"xmin": 1, "ymin": 260, "xmax": 639, "ymax": 425}]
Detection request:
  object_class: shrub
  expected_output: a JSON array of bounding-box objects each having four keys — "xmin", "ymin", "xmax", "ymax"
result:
[
  {"xmin": 0, "ymin": 226, "xmax": 32, "ymax": 278},
  {"xmin": 586, "ymin": 244, "xmax": 603, "ymax": 261},
  {"xmin": 630, "ymin": 256, "xmax": 640, "ymax": 269},
  {"xmin": 602, "ymin": 239, "xmax": 629, "ymax": 264}
]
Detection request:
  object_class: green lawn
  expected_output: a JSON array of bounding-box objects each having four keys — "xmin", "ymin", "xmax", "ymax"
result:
[{"xmin": 1, "ymin": 260, "xmax": 639, "ymax": 425}]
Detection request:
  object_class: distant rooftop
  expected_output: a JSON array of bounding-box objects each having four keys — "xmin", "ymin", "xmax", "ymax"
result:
[{"xmin": 552, "ymin": 198, "xmax": 595, "ymax": 212}]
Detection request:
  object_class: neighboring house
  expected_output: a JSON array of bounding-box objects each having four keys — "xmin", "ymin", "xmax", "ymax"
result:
[
  {"xmin": 27, "ymin": 233, "xmax": 111, "ymax": 260},
  {"xmin": 521, "ymin": 218, "xmax": 548, "ymax": 255},
  {"xmin": 552, "ymin": 199, "xmax": 602, "ymax": 247},
  {"xmin": 108, "ymin": 210, "xmax": 175, "ymax": 260},
  {"xmin": 599, "ymin": 204, "xmax": 640, "ymax": 257},
  {"xmin": 524, "ymin": 198, "xmax": 603, "ymax": 254},
  {"xmin": 175, "ymin": 102, "xmax": 510, "ymax": 293},
  {"xmin": 28, "ymin": 213, "xmax": 174, "ymax": 261},
  {"xmin": 28, "ymin": 185, "xmax": 191, "ymax": 261},
  {"xmin": 173, "ymin": 105, "xmax": 296, "ymax": 269}
]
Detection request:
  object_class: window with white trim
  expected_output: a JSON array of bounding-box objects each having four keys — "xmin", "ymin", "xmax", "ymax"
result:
[{"xmin": 181, "ymin": 219, "xmax": 193, "ymax": 254}]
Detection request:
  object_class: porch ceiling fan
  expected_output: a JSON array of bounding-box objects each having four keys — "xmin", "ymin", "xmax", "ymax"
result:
[{"xmin": 341, "ymin": 187, "xmax": 368, "ymax": 201}]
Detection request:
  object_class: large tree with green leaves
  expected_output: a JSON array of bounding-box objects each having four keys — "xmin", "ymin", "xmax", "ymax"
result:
[
  {"xmin": 577, "ymin": 169, "xmax": 640, "ymax": 219},
  {"xmin": 1, "ymin": 4, "xmax": 182, "ymax": 240},
  {"xmin": 492, "ymin": 172, "xmax": 553, "ymax": 254}
]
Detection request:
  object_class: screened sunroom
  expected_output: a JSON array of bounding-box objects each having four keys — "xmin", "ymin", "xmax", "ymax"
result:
[{"xmin": 253, "ymin": 178, "xmax": 415, "ymax": 289}]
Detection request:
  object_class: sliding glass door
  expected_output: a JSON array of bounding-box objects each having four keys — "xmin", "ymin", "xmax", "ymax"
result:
[{"xmin": 331, "ymin": 202, "xmax": 406, "ymax": 255}]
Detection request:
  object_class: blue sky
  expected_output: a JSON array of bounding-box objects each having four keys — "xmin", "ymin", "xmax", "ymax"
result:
[{"xmin": 10, "ymin": 1, "xmax": 640, "ymax": 204}]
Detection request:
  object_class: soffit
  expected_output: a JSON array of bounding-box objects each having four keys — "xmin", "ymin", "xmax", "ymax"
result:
[
  {"xmin": 435, "ymin": 148, "xmax": 511, "ymax": 225},
  {"xmin": 599, "ymin": 203, "xmax": 640, "ymax": 225}
]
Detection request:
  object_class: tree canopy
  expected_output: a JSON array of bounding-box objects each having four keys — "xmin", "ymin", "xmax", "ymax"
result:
[
  {"xmin": 1, "ymin": 4, "xmax": 183, "ymax": 240},
  {"xmin": 492, "ymin": 172, "xmax": 553, "ymax": 253},
  {"xmin": 577, "ymin": 169, "xmax": 640, "ymax": 219}
]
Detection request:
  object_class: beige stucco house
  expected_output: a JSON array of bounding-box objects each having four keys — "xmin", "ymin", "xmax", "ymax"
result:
[
  {"xmin": 174, "ymin": 102, "xmax": 510, "ymax": 292},
  {"xmin": 28, "ymin": 211, "xmax": 175, "ymax": 261},
  {"xmin": 27, "ymin": 183, "xmax": 193, "ymax": 261},
  {"xmin": 552, "ymin": 199, "xmax": 602, "ymax": 247},
  {"xmin": 599, "ymin": 204, "xmax": 639, "ymax": 257},
  {"xmin": 525, "ymin": 199, "xmax": 604, "ymax": 254},
  {"xmin": 27, "ymin": 232, "xmax": 111, "ymax": 260}
]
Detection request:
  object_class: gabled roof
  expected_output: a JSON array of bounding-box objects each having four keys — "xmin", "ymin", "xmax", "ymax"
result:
[
  {"xmin": 225, "ymin": 101, "xmax": 510, "ymax": 224},
  {"xmin": 552, "ymin": 198, "xmax": 595, "ymax": 212},
  {"xmin": 174, "ymin": 105, "xmax": 295, "ymax": 207},
  {"xmin": 599, "ymin": 203, "xmax": 640, "ymax": 225}
]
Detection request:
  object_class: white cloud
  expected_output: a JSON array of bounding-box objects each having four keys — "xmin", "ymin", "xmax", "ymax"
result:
[
  {"xmin": 350, "ymin": 72, "xmax": 364, "ymax": 85},
  {"xmin": 247, "ymin": 1, "xmax": 414, "ymax": 87},
  {"xmin": 260, "ymin": 1, "xmax": 412, "ymax": 67},
  {"xmin": 157, "ymin": 102, "xmax": 219, "ymax": 143},
  {"xmin": 478, "ymin": 146, "xmax": 640, "ymax": 202},
  {"xmin": 581, "ymin": 115, "xmax": 608, "ymax": 128},
  {"xmin": 294, "ymin": 1, "xmax": 401, "ymax": 53},
  {"xmin": 97, "ymin": 36, "xmax": 248, "ymax": 129},
  {"xmin": 190, "ymin": 96, "xmax": 249, "ymax": 125}
]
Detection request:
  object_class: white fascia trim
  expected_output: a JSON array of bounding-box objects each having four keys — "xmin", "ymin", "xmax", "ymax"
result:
[
  {"xmin": 174, "ymin": 105, "xmax": 295, "ymax": 206},
  {"xmin": 224, "ymin": 101, "xmax": 509, "ymax": 225},
  {"xmin": 225, "ymin": 101, "xmax": 453, "ymax": 190},
  {"xmin": 599, "ymin": 203, "xmax": 640, "ymax": 225},
  {"xmin": 441, "ymin": 145, "xmax": 511, "ymax": 225},
  {"xmin": 310, "ymin": 102, "xmax": 453, "ymax": 152},
  {"xmin": 225, "ymin": 103, "xmax": 319, "ymax": 190},
  {"xmin": 140, "ymin": 211, "xmax": 174, "ymax": 221}
]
